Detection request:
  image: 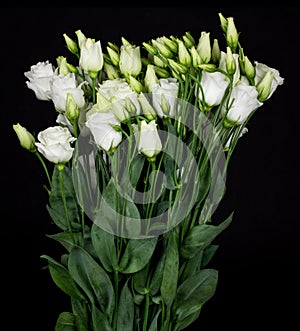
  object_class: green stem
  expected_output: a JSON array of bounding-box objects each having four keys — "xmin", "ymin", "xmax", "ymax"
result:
[
  {"xmin": 35, "ymin": 152, "xmax": 51, "ymax": 186},
  {"xmin": 143, "ymin": 291, "xmax": 150, "ymax": 331},
  {"xmin": 58, "ymin": 167, "xmax": 76, "ymax": 244},
  {"xmin": 113, "ymin": 270, "xmax": 119, "ymax": 331}
]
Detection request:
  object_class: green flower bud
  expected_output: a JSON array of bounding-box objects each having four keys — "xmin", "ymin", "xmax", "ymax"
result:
[
  {"xmin": 225, "ymin": 46, "xmax": 236, "ymax": 76},
  {"xmin": 66, "ymin": 63, "xmax": 78, "ymax": 74},
  {"xmin": 13, "ymin": 123, "xmax": 36, "ymax": 153},
  {"xmin": 168, "ymin": 58, "xmax": 188, "ymax": 75},
  {"xmin": 75, "ymin": 29, "xmax": 86, "ymax": 49},
  {"xmin": 65, "ymin": 92, "xmax": 79, "ymax": 123},
  {"xmin": 57, "ymin": 56, "xmax": 70, "ymax": 75},
  {"xmin": 107, "ymin": 41, "xmax": 119, "ymax": 53},
  {"xmin": 107, "ymin": 46, "xmax": 120, "ymax": 66},
  {"xmin": 144, "ymin": 64, "xmax": 159, "ymax": 92},
  {"xmin": 104, "ymin": 62, "xmax": 120, "ymax": 80},
  {"xmin": 183, "ymin": 31, "xmax": 195, "ymax": 48},
  {"xmin": 63, "ymin": 33, "xmax": 79, "ymax": 55},
  {"xmin": 153, "ymin": 55, "xmax": 167, "ymax": 68},
  {"xmin": 197, "ymin": 31, "xmax": 211, "ymax": 64},
  {"xmin": 190, "ymin": 46, "xmax": 201, "ymax": 68},
  {"xmin": 138, "ymin": 92, "xmax": 156, "ymax": 120},
  {"xmin": 244, "ymin": 56, "xmax": 255, "ymax": 82},
  {"xmin": 198, "ymin": 63, "xmax": 217, "ymax": 72},
  {"xmin": 152, "ymin": 39, "xmax": 173, "ymax": 58},
  {"xmin": 256, "ymin": 71, "xmax": 274, "ymax": 102},
  {"xmin": 161, "ymin": 36, "xmax": 178, "ymax": 53},
  {"xmin": 178, "ymin": 40, "xmax": 191, "ymax": 66},
  {"xmin": 143, "ymin": 42, "xmax": 158, "ymax": 56},
  {"xmin": 153, "ymin": 65, "xmax": 170, "ymax": 78},
  {"xmin": 226, "ymin": 17, "xmax": 239, "ymax": 52},
  {"xmin": 125, "ymin": 97, "xmax": 137, "ymax": 115},
  {"xmin": 129, "ymin": 75, "xmax": 143, "ymax": 93},
  {"xmin": 212, "ymin": 39, "xmax": 221, "ymax": 64},
  {"xmin": 161, "ymin": 93, "xmax": 170, "ymax": 115}
]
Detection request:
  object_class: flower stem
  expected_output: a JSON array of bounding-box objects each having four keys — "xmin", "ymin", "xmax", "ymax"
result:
[
  {"xmin": 35, "ymin": 152, "xmax": 51, "ymax": 186},
  {"xmin": 113, "ymin": 270, "xmax": 119, "ymax": 331},
  {"xmin": 142, "ymin": 291, "xmax": 150, "ymax": 331}
]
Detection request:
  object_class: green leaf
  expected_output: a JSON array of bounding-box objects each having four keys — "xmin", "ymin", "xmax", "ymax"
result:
[
  {"xmin": 148, "ymin": 309, "xmax": 161, "ymax": 331},
  {"xmin": 91, "ymin": 223, "xmax": 118, "ymax": 272},
  {"xmin": 119, "ymin": 237, "xmax": 157, "ymax": 274},
  {"xmin": 180, "ymin": 212, "xmax": 233, "ymax": 259},
  {"xmin": 91, "ymin": 305, "xmax": 112, "ymax": 331},
  {"xmin": 48, "ymin": 166, "xmax": 80, "ymax": 231},
  {"xmin": 47, "ymin": 232, "xmax": 81, "ymax": 252},
  {"xmin": 149, "ymin": 252, "xmax": 165, "ymax": 296},
  {"xmin": 160, "ymin": 230, "xmax": 179, "ymax": 306},
  {"xmin": 201, "ymin": 244, "xmax": 219, "ymax": 268},
  {"xmin": 129, "ymin": 153, "xmax": 145, "ymax": 189},
  {"xmin": 174, "ymin": 269, "xmax": 218, "ymax": 320},
  {"xmin": 133, "ymin": 264, "xmax": 149, "ymax": 295},
  {"xmin": 117, "ymin": 279, "xmax": 134, "ymax": 331},
  {"xmin": 40, "ymin": 255, "xmax": 86, "ymax": 301},
  {"xmin": 179, "ymin": 250, "xmax": 203, "ymax": 284},
  {"xmin": 174, "ymin": 307, "xmax": 202, "ymax": 331},
  {"xmin": 55, "ymin": 312, "xmax": 87, "ymax": 331},
  {"xmin": 68, "ymin": 246, "xmax": 115, "ymax": 320},
  {"xmin": 71, "ymin": 297, "xmax": 89, "ymax": 330}
]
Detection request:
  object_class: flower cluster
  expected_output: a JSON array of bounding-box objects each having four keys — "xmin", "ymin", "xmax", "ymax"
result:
[{"xmin": 13, "ymin": 12, "xmax": 283, "ymax": 331}]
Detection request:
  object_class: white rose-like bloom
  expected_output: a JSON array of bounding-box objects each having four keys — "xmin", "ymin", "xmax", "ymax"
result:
[
  {"xmin": 79, "ymin": 38, "xmax": 103, "ymax": 74},
  {"xmin": 132, "ymin": 120, "xmax": 162, "ymax": 159},
  {"xmin": 119, "ymin": 43, "xmax": 142, "ymax": 77},
  {"xmin": 219, "ymin": 50, "xmax": 240, "ymax": 85},
  {"xmin": 150, "ymin": 78, "xmax": 179, "ymax": 118},
  {"xmin": 85, "ymin": 112, "xmax": 122, "ymax": 152},
  {"xmin": 24, "ymin": 61, "xmax": 55, "ymax": 100},
  {"xmin": 254, "ymin": 61, "xmax": 284, "ymax": 99},
  {"xmin": 35, "ymin": 126, "xmax": 76, "ymax": 164},
  {"xmin": 97, "ymin": 78, "xmax": 141, "ymax": 117},
  {"xmin": 198, "ymin": 71, "xmax": 230, "ymax": 108},
  {"xmin": 222, "ymin": 82, "xmax": 263, "ymax": 125},
  {"xmin": 49, "ymin": 73, "xmax": 86, "ymax": 112}
]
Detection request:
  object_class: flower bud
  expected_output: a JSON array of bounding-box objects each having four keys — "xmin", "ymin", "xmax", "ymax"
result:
[
  {"xmin": 178, "ymin": 40, "xmax": 191, "ymax": 66},
  {"xmin": 65, "ymin": 92, "xmax": 79, "ymax": 124},
  {"xmin": 57, "ymin": 56, "xmax": 70, "ymax": 75},
  {"xmin": 197, "ymin": 32, "xmax": 211, "ymax": 64},
  {"xmin": 63, "ymin": 33, "xmax": 79, "ymax": 55},
  {"xmin": 198, "ymin": 64, "xmax": 217, "ymax": 72},
  {"xmin": 218, "ymin": 12, "xmax": 228, "ymax": 33},
  {"xmin": 190, "ymin": 46, "xmax": 201, "ymax": 68},
  {"xmin": 119, "ymin": 43, "xmax": 142, "ymax": 78},
  {"xmin": 143, "ymin": 42, "xmax": 158, "ymax": 56},
  {"xmin": 107, "ymin": 46, "xmax": 120, "ymax": 66},
  {"xmin": 107, "ymin": 41, "xmax": 119, "ymax": 53},
  {"xmin": 212, "ymin": 39, "xmax": 221, "ymax": 64},
  {"xmin": 226, "ymin": 17, "xmax": 239, "ymax": 52},
  {"xmin": 153, "ymin": 55, "xmax": 167, "ymax": 68},
  {"xmin": 225, "ymin": 46, "xmax": 236, "ymax": 76},
  {"xmin": 160, "ymin": 93, "xmax": 171, "ymax": 116},
  {"xmin": 244, "ymin": 56, "xmax": 255, "ymax": 83},
  {"xmin": 168, "ymin": 59, "xmax": 188, "ymax": 75},
  {"xmin": 66, "ymin": 63, "xmax": 78, "ymax": 74},
  {"xmin": 152, "ymin": 39, "xmax": 173, "ymax": 58},
  {"xmin": 161, "ymin": 36, "xmax": 178, "ymax": 53},
  {"xmin": 104, "ymin": 62, "xmax": 120, "ymax": 80},
  {"xmin": 125, "ymin": 97, "xmax": 137, "ymax": 115},
  {"xmin": 144, "ymin": 64, "xmax": 159, "ymax": 92},
  {"xmin": 256, "ymin": 71, "xmax": 274, "ymax": 102},
  {"xmin": 153, "ymin": 66, "xmax": 170, "ymax": 78},
  {"xmin": 13, "ymin": 123, "xmax": 36, "ymax": 152},
  {"xmin": 75, "ymin": 29, "xmax": 86, "ymax": 49},
  {"xmin": 183, "ymin": 31, "xmax": 195, "ymax": 48},
  {"xmin": 138, "ymin": 92, "xmax": 156, "ymax": 120},
  {"xmin": 129, "ymin": 75, "xmax": 143, "ymax": 93}
]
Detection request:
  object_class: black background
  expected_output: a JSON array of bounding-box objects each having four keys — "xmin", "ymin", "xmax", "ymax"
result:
[{"xmin": 2, "ymin": 5, "xmax": 299, "ymax": 330}]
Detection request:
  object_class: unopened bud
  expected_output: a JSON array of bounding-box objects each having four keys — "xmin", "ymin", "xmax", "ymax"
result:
[{"xmin": 13, "ymin": 123, "xmax": 36, "ymax": 153}]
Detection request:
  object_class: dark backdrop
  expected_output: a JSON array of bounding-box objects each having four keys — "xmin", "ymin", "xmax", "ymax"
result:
[{"xmin": 2, "ymin": 6, "xmax": 299, "ymax": 330}]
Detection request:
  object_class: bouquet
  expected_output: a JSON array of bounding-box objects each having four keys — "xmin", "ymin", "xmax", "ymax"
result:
[{"xmin": 13, "ymin": 12, "xmax": 284, "ymax": 331}]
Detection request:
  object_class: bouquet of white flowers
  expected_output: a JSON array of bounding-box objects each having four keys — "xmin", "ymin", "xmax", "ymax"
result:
[{"xmin": 13, "ymin": 12, "xmax": 283, "ymax": 331}]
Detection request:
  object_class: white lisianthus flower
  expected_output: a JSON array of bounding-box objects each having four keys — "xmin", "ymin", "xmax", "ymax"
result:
[
  {"xmin": 132, "ymin": 120, "xmax": 162, "ymax": 160},
  {"xmin": 222, "ymin": 82, "xmax": 263, "ymax": 125},
  {"xmin": 254, "ymin": 61, "xmax": 284, "ymax": 99},
  {"xmin": 150, "ymin": 78, "xmax": 179, "ymax": 118},
  {"xmin": 219, "ymin": 50, "xmax": 240, "ymax": 85},
  {"xmin": 49, "ymin": 73, "xmax": 86, "ymax": 112},
  {"xmin": 198, "ymin": 71, "xmax": 230, "ymax": 110},
  {"xmin": 119, "ymin": 42, "xmax": 142, "ymax": 78},
  {"xmin": 24, "ymin": 61, "xmax": 55, "ymax": 100},
  {"xmin": 85, "ymin": 112, "xmax": 122, "ymax": 152},
  {"xmin": 79, "ymin": 38, "xmax": 103, "ymax": 76},
  {"xmin": 97, "ymin": 78, "xmax": 141, "ymax": 119},
  {"xmin": 35, "ymin": 126, "xmax": 76, "ymax": 164}
]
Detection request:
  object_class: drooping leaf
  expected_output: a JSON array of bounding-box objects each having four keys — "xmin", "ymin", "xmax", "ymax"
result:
[
  {"xmin": 68, "ymin": 246, "xmax": 115, "ymax": 320},
  {"xmin": 40, "ymin": 255, "xmax": 86, "ymax": 301},
  {"xmin": 119, "ymin": 237, "xmax": 157, "ymax": 274},
  {"xmin": 117, "ymin": 279, "xmax": 134, "ymax": 331},
  {"xmin": 46, "ymin": 232, "xmax": 81, "ymax": 252},
  {"xmin": 180, "ymin": 212, "xmax": 233, "ymax": 259},
  {"xmin": 160, "ymin": 230, "xmax": 179, "ymax": 306},
  {"xmin": 91, "ymin": 223, "xmax": 118, "ymax": 272},
  {"xmin": 55, "ymin": 312, "xmax": 87, "ymax": 331},
  {"xmin": 174, "ymin": 268, "xmax": 218, "ymax": 320}
]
